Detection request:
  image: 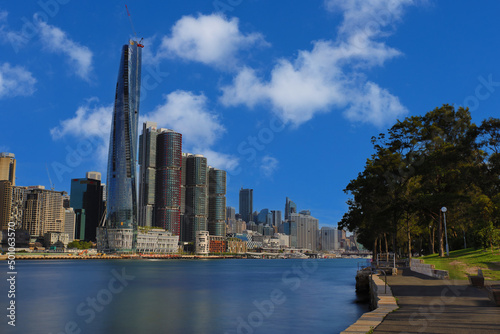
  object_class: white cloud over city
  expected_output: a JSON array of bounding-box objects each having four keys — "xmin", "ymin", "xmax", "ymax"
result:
[
  {"xmin": 0, "ymin": 62, "xmax": 36, "ymax": 99},
  {"xmin": 220, "ymin": 0, "xmax": 412, "ymax": 127}
]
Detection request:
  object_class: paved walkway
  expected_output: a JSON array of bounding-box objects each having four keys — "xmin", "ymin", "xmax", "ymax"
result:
[{"xmin": 373, "ymin": 269, "xmax": 500, "ymax": 333}]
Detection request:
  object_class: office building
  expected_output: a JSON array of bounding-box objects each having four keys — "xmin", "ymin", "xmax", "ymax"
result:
[
  {"xmin": 256, "ymin": 208, "xmax": 272, "ymax": 226},
  {"xmin": 70, "ymin": 172, "xmax": 105, "ymax": 241},
  {"xmin": 319, "ymin": 227, "xmax": 339, "ymax": 251},
  {"xmin": 271, "ymin": 210, "xmax": 282, "ymax": 227},
  {"xmin": 138, "ymin": 122, "xmax": 158, "ymax": 227},
  {"xmin": 64, "ymin": 208, "xmax": 76, "ymax": 242},
  {"xmin": 0, "ymin": 152, "xmax": 16, "ymax": 186},
  {"xmin": 102, "ymin": 40, "xmax": 143, "ymax": 252},
  {"xmin": 285, "ymin": 197, "xmax": 297, "ymax": 220},
  {"xmin": 239, "ymin": 188, "xmax": 253, "ymax": 223},
  {"xmin": 208, "ymin": 167, "xmax": 226, "ymax": 236}
]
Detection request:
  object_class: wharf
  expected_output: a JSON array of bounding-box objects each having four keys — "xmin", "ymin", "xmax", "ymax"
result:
[{"xmin": 373, "ymin": 268, "xmax": 500, "ymax": 333}]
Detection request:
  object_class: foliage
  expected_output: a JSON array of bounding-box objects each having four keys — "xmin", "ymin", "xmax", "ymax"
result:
[
  {"xmin": 339, "ymin": 105, "xmax": 500, "ymax": 258},
  {"xmin": 67, "ymin": 240, "xmax": 93, "ymax": 249}
]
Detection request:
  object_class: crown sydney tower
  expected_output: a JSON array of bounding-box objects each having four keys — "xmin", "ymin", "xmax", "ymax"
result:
[{"xmin": 100, "ymin": 40, "xmax": 143, "ymax": 252}]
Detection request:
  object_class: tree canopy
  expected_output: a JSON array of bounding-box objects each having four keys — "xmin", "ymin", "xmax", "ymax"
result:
[{"xmin": 339, "ymin": 105, "xmax": 500, "ymax": 258}]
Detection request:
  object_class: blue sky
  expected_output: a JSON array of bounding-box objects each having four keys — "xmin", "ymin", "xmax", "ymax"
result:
[{"xmin": 1, "ymin": 0, "xmax": 500, "ymax": 228}]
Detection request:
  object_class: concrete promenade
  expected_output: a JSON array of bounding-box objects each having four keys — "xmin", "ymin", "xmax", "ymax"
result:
[{"xmin": 373, "ymin": 268, "xmax": 500, "ymax": 333}]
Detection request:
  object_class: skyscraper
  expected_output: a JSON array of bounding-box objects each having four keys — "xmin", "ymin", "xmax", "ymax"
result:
[
  {"xmin": 23, "ymin": 186, "xmax": 64, "ymax": 237},
  {"xmin": 155, "ymin": 130, "xmax": 182, "ymax": 235},
  {"xmin": 271, "ymin": 210, "xmax": 282, "ymax": 227},
  {"xmin": 239, "ymin": 188, "xmax": 253, "ymax": 223},
  {"xmin": 0, "ymin": 152, "xmax": 16, "ymax": 186},
  {"xmin": 70, "ymin": 172, "xmax": 105, "ymax": 241},
  {"xmin": 0, "ymin": 181, "xmax": 12, "ymax": 230},
  {"xmin": 101, "ymin": 40, "xmax": 142, "ymax": 252},
  {"xmin": 138, "ymin": 122, "xmax": 158, "ymax": 227},
  {"xmin": 208, "ymin": 167, "xmax": 226, "ymax": 236},
  {"xmin": 184, "ymin": 154, "xmax": 208, "ymax": 242},
  {"xmin": 285, "ymin": 197, "xmax": 297, "ymax": 220}
]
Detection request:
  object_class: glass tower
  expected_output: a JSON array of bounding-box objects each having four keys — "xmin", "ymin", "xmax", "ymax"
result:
[
  {"xmin": 208, "ymin": 167, "xmax": 226, "ymax": 236},
  {"xmin": 105, "ymin": 40, "xmax": 142, "ymax": 251},
  {"xmin": 239, "ymin": 188, "xmax": 253, "ymax": 223}
]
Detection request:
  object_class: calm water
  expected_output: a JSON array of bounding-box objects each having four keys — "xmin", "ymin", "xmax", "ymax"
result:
[{"xmin": 1, "ymin": 258, "xmax": 368, "ymax": 334}]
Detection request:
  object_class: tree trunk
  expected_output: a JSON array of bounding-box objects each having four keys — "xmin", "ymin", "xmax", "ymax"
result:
[
  {"xmin": 429, "ymin": 225, "xmax": 435, "ymax": 254},
  {"xmin": 373, "ymin": 237, "xmax": 378, "ymax": 262},
  {"xmin": 407, "ymin": 213, "xmax": 412, "ymax": 266},
  {"xmin": 384, "ymin": 233, "xmax": 389, "ymax": 262},
  {"xmin": 438, "ymin": 211, "xmax": 444, "ymax": 257}
]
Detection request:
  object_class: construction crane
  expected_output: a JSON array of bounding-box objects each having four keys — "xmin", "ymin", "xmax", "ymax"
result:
[
  {"xmin": 45, "ymin": 163, "xmax": 55, "ymax": 191},
  {"xmin": 125, "ymin": 4, "xmax": 144, "ymax": 48}
]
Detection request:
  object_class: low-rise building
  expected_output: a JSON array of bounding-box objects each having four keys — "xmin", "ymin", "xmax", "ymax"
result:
[
  {"xmin": 208, "ymin": 235, "xmax": 227, "ymax": 253},
  {"xmin": 44, "ymin": 232, "xmax": 70, "ymax": 248},
  {"xmin": 195, "ymin": 230, "xmax": 209, "ymax": 254},
  {"xmin": 227, "ymin": 237, "xmax": 247, "ymax": 254}
]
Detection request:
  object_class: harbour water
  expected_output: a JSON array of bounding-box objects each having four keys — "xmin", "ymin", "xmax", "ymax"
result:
[{"xmin": 1, "ymin": 258, "xmax": 368, "ymax": 334}]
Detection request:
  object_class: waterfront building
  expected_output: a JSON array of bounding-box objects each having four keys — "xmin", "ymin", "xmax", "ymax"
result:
[
  {"xmin": 208, "ymin": 167, "xmax": 226, "ymax": 236},
  {"xmin": 0, "ymin": 180, "xmax": 12, "ymax": 230},
  {"xmin": 64, "ymin": 208, "xmax": 76, "ymax": 242},
  {"xmin": 195, "ymin": 230, "xmax": 209, "ymax": 254},
  {"xmin": 0, "ymin": 152, "xmax": 16, "ymax": 186},
  {"xmin": 70, "ymin": 172, "xmax": 105, "ymax": 241},
  {"xmin": 208, "ymin": 235, "xmax": 227, "ymax": 253},
  {"xmin": 44, "ymin": 232, "xmax": 70, "ymax": 248},
  {"xmin": 23, "ymin": 186, "xmax": 65, "ymax": 237},
  {"xmin": 155, "ymin": 130, "xmax": 182, "ymax": 235},
  {"xmin": 136, "ymin": 229, "xmax": 179, "ymax": 253},
  {"xmin": 319, "ymin": 226, "xmax": 339, "ymax": 251},
  {"xmin": 102, "ymin": 40, "xmax": 142, "ymax": 252},
  {"xmin": 184, "ymin": 154, "xmax": 208, "ymax": 242},
  {"xmin": 227, "ymin": 237, "xmax": 247, "ymax": 254},
  {"xmin": 285, "ymin": 197, "xmax": 297, "ymax": 220},
  {"xmin": 239, "ymin": 188, "xmax": 253, "ymax": 223}
]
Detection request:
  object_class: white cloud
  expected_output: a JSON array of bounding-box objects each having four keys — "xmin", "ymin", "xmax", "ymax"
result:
[
  {"xmin": 142, "ymin": 90, "xmax": 239, "ymax": 171},
  {"xmin": 0, "ymin": 62, "xmax": 36, "ymax": 99},
  {"xmin": 36, "ymin": 17, "xmax": 93, "ymax": 81},
  {"xmin": 260, "ymin": 155, "xmax": 279, "ymax": 177},
  {"xmin": 221, "ymin": 0, "xmax": 412, "ymax": 127},
  {"xmin": 150, "ymin": 14, "xmax": 267, "ymax": 68},
  {"xmin": 51, "ymin": 91, "xmax": 238, "ymax": 172},
  {"xmin": 50, "ymin": 100, "xmax": 112, "ymax": 163}
]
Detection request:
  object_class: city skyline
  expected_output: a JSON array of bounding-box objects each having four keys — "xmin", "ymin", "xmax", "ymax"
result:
[{"xmin": 2, "ymin": 1, "xmax": 500, "ymax": 228}]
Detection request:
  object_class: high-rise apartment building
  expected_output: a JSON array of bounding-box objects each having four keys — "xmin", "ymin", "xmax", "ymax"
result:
[
  {"xmin": 183, "ymin": 154, "xmax": 208, "ymax": 242},
  {"xmin": 10, "ymin": 186, "xmax": 28, "ymax": 229},
  {"xmin": 0, "ymin": 152, "xmax": 16, "ymax": 186},
  {"xmin": 155, "ymin": 130, "xmax": 182, "ymax": 235},
  {"xmin": 208, "ymin": 167, "xmax": 226, "ymax": 236},
  {"xmin": 99, "ymin": 40, "xmax": 143, "ymax": 252},
  {"xmin": 318, "ymin": 227, "xmax": 339, "ymax": 251},
  {"xmin": 23, "ymin": 186, "xmax": 64, "ymax": 237},
  {"xmin": 285, "ymin": 197, "xmax": 297, "ymax": 221},
  {"xmin": 70, "ymin": 172, "xmax": 105, "ymax": 241},
  {"xmin": 239, "ymin": 188, "xmax": 253, "ymax": 223}
]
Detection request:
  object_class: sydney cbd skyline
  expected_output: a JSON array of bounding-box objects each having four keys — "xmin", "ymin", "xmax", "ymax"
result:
[{"xmin": 2, "ymin": 1, "xmax": 500, "ymax": 229}]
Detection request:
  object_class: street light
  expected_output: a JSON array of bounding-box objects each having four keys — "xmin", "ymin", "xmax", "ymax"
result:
[{"xmin": 441, "ymin": 207, "xmax": 449, "ymax": 257}]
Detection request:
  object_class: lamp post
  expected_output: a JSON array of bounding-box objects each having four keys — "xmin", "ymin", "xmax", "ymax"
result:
[{"xmin": 441, "ymin": 207, "xmax": 449, "ymax": 257}]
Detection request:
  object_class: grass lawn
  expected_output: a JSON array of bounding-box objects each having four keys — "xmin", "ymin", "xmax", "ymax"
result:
[{"xmin": 419, "ymin": 248, "xmax": 500, "ymax": 280}]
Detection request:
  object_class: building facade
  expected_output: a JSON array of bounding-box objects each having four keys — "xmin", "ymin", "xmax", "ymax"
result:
[
  {"xmin": 208, "ymin": 167, "xmax": 226, "ymax": 236},
  {"xmin": 285, "ymin": 197, "xmax": 297, "ymax": 221},
  {"xmin": 23, "ymin": 186, "xmax": 65, "ymax": 237},
  {"xmin": 70, "ymin": 172, "xmax": 105, "ymax": 241},
  {"xmin": 319, "ymin": 227, "xmax": 339, "ymax": 251},
  {"xmin": 184, "ymin": 154, "xmax": 208, "ymax": 242},
  {"xmin": 289, "ymin": 213, "xmax": 319, "ymax": 251},
  {"xmin": 0, "ymin": 152, "xmax": 16, "ymax": 186},
  {"xmin": 102, "ymin": 40, "xmax": 143, "ymax": 252},
  {"xmin": 138, "ymin": 122, "xmax": 158, "ymax": 227},
  {"xmin": 239, "ymin": 188, "xmax": 253, "ymax": 223},
  {"xmin": 155, "ymin": 130, "xmax": 182, "ymax": 235},
  {"xmin": 0, "ymin": 181, "xmax": 12, "ymax": 230}
]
